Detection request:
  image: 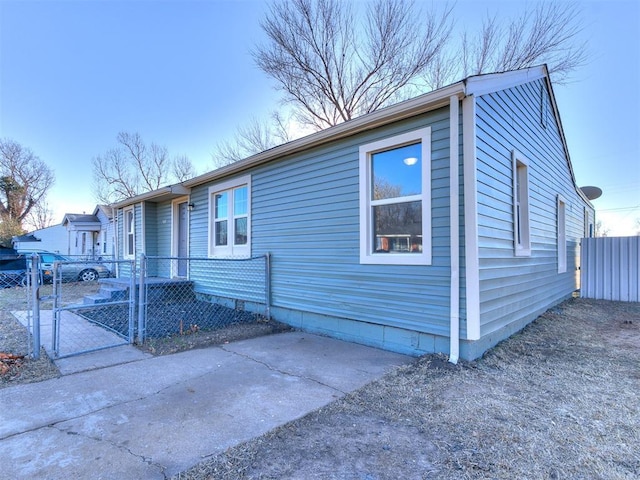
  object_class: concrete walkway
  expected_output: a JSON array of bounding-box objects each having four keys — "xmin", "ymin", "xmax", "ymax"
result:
[
  {"xmin": 0, "ymin": 331, "xmax": 411, "ymax": 479},
  {"xmin": 12, "ymin": 309, "xmax": 152, "ymax": 375}
]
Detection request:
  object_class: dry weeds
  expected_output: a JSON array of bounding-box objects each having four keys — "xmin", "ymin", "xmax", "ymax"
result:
[
  {"xmin": 174, "ymin": 298, "xmax": 640, "ymax": 480},
  {"xmin": 0, "ymin": 309, "xmax": 59, "ymax": 388},
  {"xmin": 2, "ymin": 285, "xmax": 639, "ymax": 478},
  {"xmin": 138, "ymin": 319, "xmax": 292, "ymax": 356}
]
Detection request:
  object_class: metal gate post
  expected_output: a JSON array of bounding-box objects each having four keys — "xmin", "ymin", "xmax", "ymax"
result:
[
  {"xmin": 52, "ymin": 262, "xmax": 60, "ymax": 357},
  {"xmin": 30, "ymin": 254, "xmax": 40, "ymax": 359},
  {"xmin": 137, "ymin": 254, "xmax": 146, "ymax": 344},
  {"xmin": 128, "ymin": 260, "xmax": 135, "ymax": 343}
]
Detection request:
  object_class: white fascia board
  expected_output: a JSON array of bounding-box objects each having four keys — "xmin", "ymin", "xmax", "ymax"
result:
[
  {"xmin": 184, "ymin": 82, "xmax": 466, "ymax": 188},
  {"xmin": 464, "ymin": 65, "xmax": 547, "ymax": 97},
  {"xmin": 112, "ymin": 184, "xmax": 191, "ymax": 208}
]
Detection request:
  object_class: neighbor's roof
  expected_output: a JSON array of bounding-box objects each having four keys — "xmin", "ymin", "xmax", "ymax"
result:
[
  {"xmin": 11, "ymin": 234, "xmax": 41, "ymax": 243},
  {"xmin": 93, "ymin": 204, "xmax": 114, "ymax": 219},
  {"xmin": 62, "ymin": 213, "xmax": 100, "ymax": 225}
]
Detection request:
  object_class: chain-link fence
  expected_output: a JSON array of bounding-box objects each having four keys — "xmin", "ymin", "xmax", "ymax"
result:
[
  {"xmin": 0, "ymin": 251, "xmax": 27, "ymax": 288},
  {"xmin": 47, "ymin": 258, "xmax": 136, "ymax": 358},
  {"xmin": 3, "ymin": 253, "xmax": 271, "ymax": 360},
  {"xmin": 0, "ymin": 270, "xmax": 34, "ymax": 367},
  {"xmin": 138, "ymin": 254, "xmax": 270, "ymax": 342}
]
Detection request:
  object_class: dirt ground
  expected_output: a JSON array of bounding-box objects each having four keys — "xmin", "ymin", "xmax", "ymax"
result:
[
  {"xmin": 172, "ymin": 298, "xmax": 639, "ymax": 480},
  {"xmin": 2, "ymin": 289, "xmax": 639, "ymax": 479},
  {"xmin": 137, "ymin": 318, "xmax": 292, "ymax": 356}
]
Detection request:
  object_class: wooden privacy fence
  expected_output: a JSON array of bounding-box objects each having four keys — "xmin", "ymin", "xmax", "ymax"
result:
[{"xmin": 580, "ymin": 236, "xmax": 640, "ymax": 302}]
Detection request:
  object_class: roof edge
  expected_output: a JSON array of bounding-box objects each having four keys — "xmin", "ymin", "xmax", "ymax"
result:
[
  {"xmin": 464, "ymin": 65, "xmax": 547, "ymax": 96},
  {"xmin": 183, "ymin": 81, "xmax": 466, "ymax": 188},
  {"xmin": 112, "ymin": 184, "xmax": 190, "ymax": 208}
]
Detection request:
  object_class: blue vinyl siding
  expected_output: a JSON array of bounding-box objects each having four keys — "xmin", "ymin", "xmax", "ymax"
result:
[
  {"xmin": 154, "ymin": 201, "xmax": 173, "ymax": 257},
  {"xmin": 148, "ymin": 201, "xmax": 173, "ymax": 277},
  {"xmin": 189, "ymin": 108, "xmax": 457, "ymax": 339},
  {"xmin": 144, "ymin": 203, "xmax": 158, "ymax": 257},
  {"xmin": 475, "ymin": 79, "xmax": 591, "ymax": 337}
]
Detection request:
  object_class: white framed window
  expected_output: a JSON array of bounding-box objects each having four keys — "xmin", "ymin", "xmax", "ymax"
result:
[
  {"xmin": 208, "ymin": 175, "xmax": 251, "ymax": 258},
  {"xmin": 512, "ymin": 150, "xmax": 531, "ymax": 256},
  {"xmin": 359, "ymin": 127, "xmax": 432, "ymax": 265},
  {"xmin": 124, "ymin": 207, "xmax": 135, "ymax": 258},
  {"xmin": 102, "ymin": 230, "xmax": 108, "ymax": 254},
  {"xmin": 557, "ymin": 195, "xmax": 567, "ymax": 273}
]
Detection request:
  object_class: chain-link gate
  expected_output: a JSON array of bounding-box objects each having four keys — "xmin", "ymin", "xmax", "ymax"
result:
[
  {"xmin": 48, "ymin": 258, "xmax": 136, "ymax": 359},
  {"xmin": 24, "ymin": 253, "xmax": 270, "ymax": 357}
]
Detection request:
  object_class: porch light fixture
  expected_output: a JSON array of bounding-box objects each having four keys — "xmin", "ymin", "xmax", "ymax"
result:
[
  {"xmin": 188, "ymin": 202, "xmax": 195, "ymax": 211},
  {"xmin": 403, "ymin": 156, "xmax": 418, "ymax": 166}
]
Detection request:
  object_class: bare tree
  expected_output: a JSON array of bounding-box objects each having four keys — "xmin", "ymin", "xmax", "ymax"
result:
[
  {"xmin": 25, "ymin": 200, "xmax": 56, "ymax": 231},
  {"xmin": 459, "ymin": 2, "xmax": 586, "ymax": 85},
  {"xmin": 212, "ymin": 112, "xmax": 295, "ymax": 167},
  {"xmin": 212, "ymin": 1, "xmax": 585, "ymax": 167},
  {"xmin": 0, "ymin": 139, "xmax": 55, "ymax": 227},
  {"xmin": 173, "ymin": 154, "xmax": 198, "ymax": 182},
  {"xmin": 92, "ymin": 132, "xmax": 196, "ymax": 204},
  {"xmin": 595, "ymin": 220, "xmax": 610, "ymax": 238},
  {"xmin": 253, "ymin": 0, "xmax": 586, "ymax": 132},
  {"xmin": 254, "ymin": 0, "xmax": 453, "ymax": 130}
]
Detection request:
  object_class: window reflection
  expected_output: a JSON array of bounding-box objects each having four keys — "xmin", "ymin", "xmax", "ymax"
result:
[
  {"xmin": 372, "ymin": 142, "xmax": 421, "ymax": 200},
  {"xmin": 373, "ymin": 201, "xmax": 422, "ymax": 254},
  {"xmin": 234, "ymin": 186, "xmax": 247, "ymax": 215}
]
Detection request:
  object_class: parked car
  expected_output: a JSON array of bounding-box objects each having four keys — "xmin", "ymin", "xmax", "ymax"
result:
[
  {"xmin": 22, "ymin": 251, "xmax": 111, "ymax": 283},
  {"xmin": 0, "ymin": 246, "xmax": 27, "ymax": 288}
]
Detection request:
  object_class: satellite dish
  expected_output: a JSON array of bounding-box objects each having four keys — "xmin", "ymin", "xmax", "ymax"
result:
[{"xmin": 580, "ymin": 186, "xmax": 602, "ymax": 200}]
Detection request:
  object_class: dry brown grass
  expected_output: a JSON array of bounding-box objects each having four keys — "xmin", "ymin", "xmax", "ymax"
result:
[
  {"xmin": 0, "ymin": 283, "xmax": 60, "ymax": 387},
  {"xmin": 174, "ymin": 298, "xmax": 640, "ymax": 480},
  {"xmin": 0, "ymin": 307, "xmax": 59, "ymax": 388},
  {"xmin": 139, "ymin": 319, "xmax": 292, "ymax": 356}
]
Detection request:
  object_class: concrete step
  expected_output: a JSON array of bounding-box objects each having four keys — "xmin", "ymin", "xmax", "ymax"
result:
[
  {"xmin": 98, "ymin": 286, "xmax": 129, "ymax": 301},
  {"xmin": 83, "ymin": 286, "xmax": 129, "ymax": 305},
  {"xmin": 83, "ymin": 294, "xmax": 111, "ymax": 305}
]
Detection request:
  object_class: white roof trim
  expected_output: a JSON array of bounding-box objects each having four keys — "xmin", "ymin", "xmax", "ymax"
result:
[
  {"xmin": 184, "ymin": 81, "xmax": 466, "ymax": 188},
  {"xmin": 113, "ymin": 65, "xmax": 591, "ymax": 210},
  {"xmin": 113, "ymin": 184, "xmax": 190, "ymax": 208},
  {"xmin": 465, "ymin": 65, "xmax": 547, "ymax": 96}
]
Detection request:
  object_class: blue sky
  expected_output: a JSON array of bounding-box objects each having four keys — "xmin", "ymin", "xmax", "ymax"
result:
[{"xmin": 1, "ymin": 0, "xmax": 639, "ymax": 236}]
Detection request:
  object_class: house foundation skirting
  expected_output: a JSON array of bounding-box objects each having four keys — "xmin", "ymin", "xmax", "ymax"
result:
[
  {"xmin": 270, "ymin": 292, "xmax": 574, "ymax": 361},
  {"xmin": 270, "ymin": 305, "xmax": 451, "ymax": 358}
]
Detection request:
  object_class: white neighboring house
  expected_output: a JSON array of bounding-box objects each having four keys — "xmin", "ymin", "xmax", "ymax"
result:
[
  {"xmin": 13, "ymin": 226, "xmax": 67, "ymax": 254},
  {"xmin": 13, "ymin": 205, "xmax": 115, "ymax": 259}
]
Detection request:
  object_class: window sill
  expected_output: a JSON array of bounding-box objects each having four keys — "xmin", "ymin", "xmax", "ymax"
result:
[
  {"xmin": 514, "ymin": 248, "xmax": 531, "ymax": 257},
  {"xmin": 360, "ymin": 252, "xmax": 432, "ymax": 266}
]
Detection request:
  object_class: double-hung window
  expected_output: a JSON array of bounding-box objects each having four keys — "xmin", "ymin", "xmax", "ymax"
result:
[
  {"xmin": 557, "ymin": 195, "xmax": 567, "ymax": 273},
  {"xmin": 512, "ymin": 150, "xmax": 531, "ymax": 256},
  {"xmin": 359, "ymin": 127, "xmax": 431, "ymax": 265},
  {"xmin": 124, "ymin": 207, "xmax": 135, "ymax": 258},
  {"xmin": 209, "ymin": 175, "xmax": 251, "ymax": 258}
]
